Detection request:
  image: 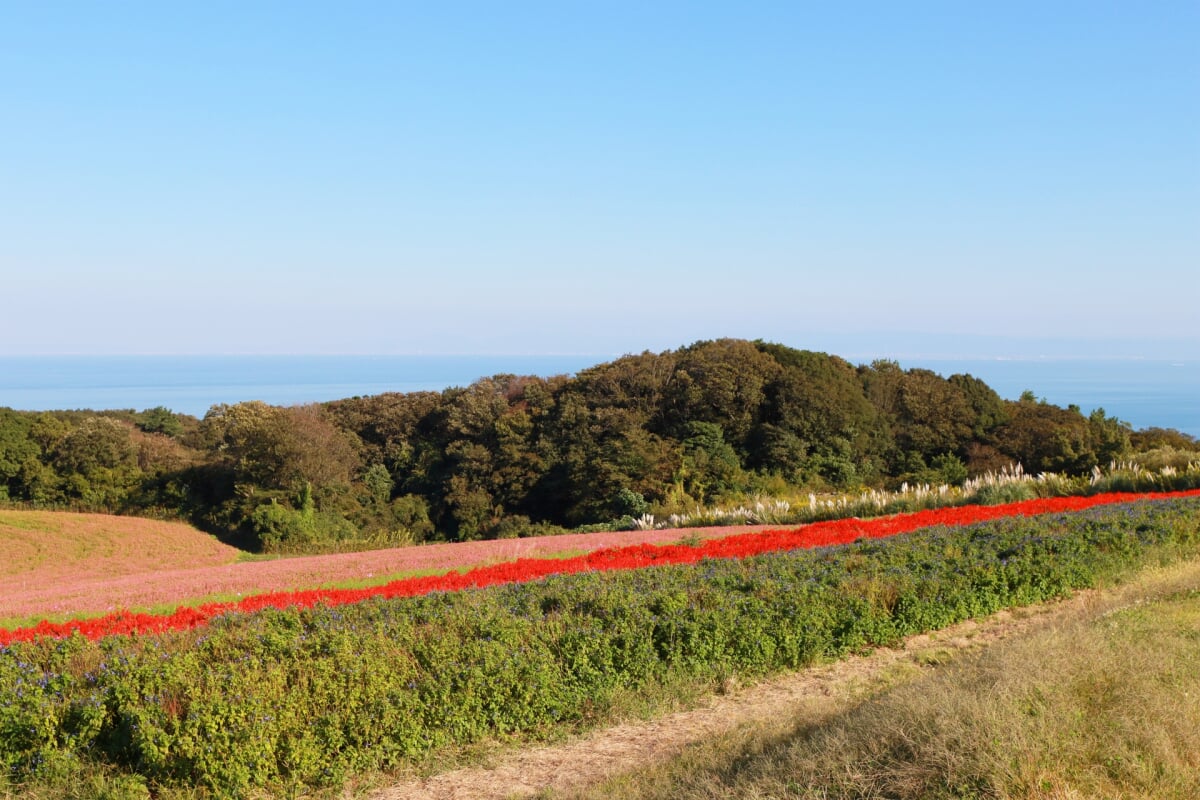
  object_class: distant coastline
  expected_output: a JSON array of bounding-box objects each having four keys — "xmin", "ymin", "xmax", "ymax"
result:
[{"xmin": 1, "ymin": 354, "xmax": 1196, "ymax": 436}]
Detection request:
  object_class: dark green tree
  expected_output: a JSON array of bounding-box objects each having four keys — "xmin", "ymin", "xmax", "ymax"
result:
[
  {"xmin": 662, "ymin": 339, "xmax": 780, "ymax": 453},
  {"xmin": 0, "ymin": 409, "xmax": 39, "ymax": 501},
  {"xmin": 678, "ymin": 421, "xmax": 746, "ymax": 501},
  {"xmin": 997, "ymin": 397, "xmax": 1099, "ymax": 474},
  {"xmin": 138, "ymin": 406, "xmax": 184, "ymax": 437},
  {"xmin": 754, "ymin": 344, "xmax": 886, "ymax": 484}
]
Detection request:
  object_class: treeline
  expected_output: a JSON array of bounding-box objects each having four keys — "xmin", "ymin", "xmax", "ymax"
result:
[{"xmin": 0, "ymin": 339, "xmax": 1194, "ymax": 551}]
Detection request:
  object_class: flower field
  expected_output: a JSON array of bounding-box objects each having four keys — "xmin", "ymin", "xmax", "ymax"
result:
[
  {"xmin": 4, "ymin": 489, "xmax": 1197, "ymax": 646},
  {"xmin": 0, "ymin": 521, "xmax": 757, "ymax": 625},
  {"xmin": 3, "ymin": 493, "xmax": 1199, "ymax": 797},
  {"xmin": 0, "ymin": 511, "xmax": 241, "ymax": 615}
]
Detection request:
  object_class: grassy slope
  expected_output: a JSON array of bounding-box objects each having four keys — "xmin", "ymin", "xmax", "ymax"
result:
[
  {"xmin": 0, "ymin": 501, "xmax": 1195, "ymax": 796},
  {"xmin": 0, "ymin": 510, "xmax": 243, "ymax": 626},
  {"xmin": 562, "ymin": 558, "xmax": 1200, "ymax": 800},
  {"xmin": 7, "ymin": 563, "xmax": 1196, "ymax": 800},
  {"xmin": 0, "ymin": 510, "xmax": 240, "ymax": 578}
]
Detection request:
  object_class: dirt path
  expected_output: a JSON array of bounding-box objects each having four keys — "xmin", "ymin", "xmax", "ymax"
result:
[{"xmin": 364, "ymin": 561, "xmax": 1200, "ymax": 800}]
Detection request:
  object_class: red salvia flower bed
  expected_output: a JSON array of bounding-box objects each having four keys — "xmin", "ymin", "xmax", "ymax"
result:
[{"xmin": 3, "ymin": 489, "xmax": 1197, "ymax": 645}]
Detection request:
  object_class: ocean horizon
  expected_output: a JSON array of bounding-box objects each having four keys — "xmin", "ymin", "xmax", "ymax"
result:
[{"xmin": 1, "ymin": 354, "xmax": 1197, "ymax": 437}]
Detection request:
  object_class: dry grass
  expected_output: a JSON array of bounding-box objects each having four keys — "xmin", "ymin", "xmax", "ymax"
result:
[{"xmin": 560, "ymin": 560, "xmax": 1200, "ymax": 800}]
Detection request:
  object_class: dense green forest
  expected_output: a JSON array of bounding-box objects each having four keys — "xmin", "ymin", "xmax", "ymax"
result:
[{"xmin": 1, "ymin": 339, "xmax": 1195, "ymax": 552}]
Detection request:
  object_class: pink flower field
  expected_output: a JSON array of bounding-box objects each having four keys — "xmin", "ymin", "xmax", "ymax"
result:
[
  {"xmin": 0, "ymin": 517, "xmax": 762, "ymax": 623},
  {"xmin": 5, "ymin": 489, "xmax": 1198, "ymax": 644}
]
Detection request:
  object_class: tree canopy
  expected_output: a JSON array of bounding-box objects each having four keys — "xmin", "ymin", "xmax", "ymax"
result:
[{"xmin": 0, "ymin": 339, "xmax": 1187, "ymax": 552}]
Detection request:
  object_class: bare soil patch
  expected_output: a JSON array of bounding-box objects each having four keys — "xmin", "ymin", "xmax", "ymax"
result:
[{"xmin": 0, "ymin": 513, "xmax": 777, "ymax": 622}]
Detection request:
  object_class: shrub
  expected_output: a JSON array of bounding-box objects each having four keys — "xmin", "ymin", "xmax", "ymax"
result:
[{"xmin": 967, "ymin": 481, "xmax": 1038, "ymax": 505}]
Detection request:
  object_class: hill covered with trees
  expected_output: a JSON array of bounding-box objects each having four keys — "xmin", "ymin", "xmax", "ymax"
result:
[{"xmin": 1, "ymin": 339, "xmax": 1194, "ymax": 552}]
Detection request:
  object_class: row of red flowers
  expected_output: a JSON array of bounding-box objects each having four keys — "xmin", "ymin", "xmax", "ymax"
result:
[{"xmin": 5, "ymin": 489, "xmax": 1198, "ymax": 645}]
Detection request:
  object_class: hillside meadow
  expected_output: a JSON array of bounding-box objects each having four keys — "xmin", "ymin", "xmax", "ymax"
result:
[
  {"xmin": 0, "ymin": 511, "xmax": 241, "ymax": 624},
  {"xmin": 0, "ymin": 509, "xmax": 748, "ymax": 627},
  {"xmin": 1, "ymin": 493, "xmax": 1198, "ymax": 798},
  {"xmin": 0, "ymin": 510, "xmax": 239, "ymax": 580},
  {"xmin": 4, "ymin": 489, "xmax": 1197, "ymax": 646}
]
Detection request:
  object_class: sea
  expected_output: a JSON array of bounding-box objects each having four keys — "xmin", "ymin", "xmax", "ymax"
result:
[{"xmin": 0, "ymin": 355, "xmax": 1197, "ymax": 437}]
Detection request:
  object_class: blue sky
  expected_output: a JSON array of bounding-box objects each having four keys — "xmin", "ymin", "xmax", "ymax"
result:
[{"xmin": 2, "ymin": 2, "xmax": 1197, "ymax": 358}]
